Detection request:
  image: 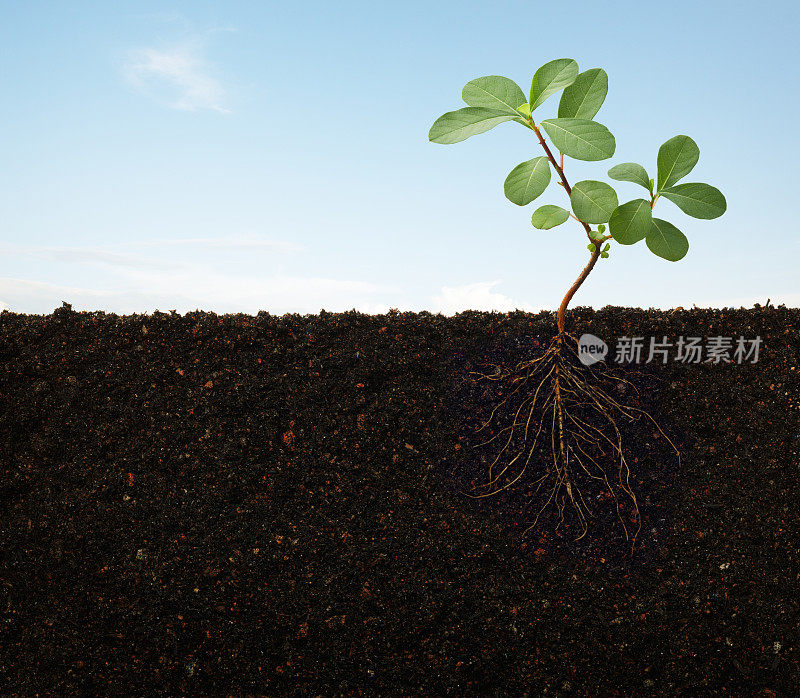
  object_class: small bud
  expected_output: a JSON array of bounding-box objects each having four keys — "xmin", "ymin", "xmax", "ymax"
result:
[
  {"xmin": 587, "ymin": 243, "xmax": 596, "ymax": 252},
  {"xmin": 598, "ymin": 224, "xmax": 606, "ymax": 233}
]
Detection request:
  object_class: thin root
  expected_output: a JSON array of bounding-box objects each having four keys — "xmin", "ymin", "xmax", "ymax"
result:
[{"xmin": 463, "ymin": 332, "xmax": 679, "ymax": 552}]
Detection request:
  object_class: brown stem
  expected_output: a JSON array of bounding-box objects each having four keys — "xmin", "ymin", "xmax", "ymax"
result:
[
  {"xmin": 529, "ymin": 119, "xmax": 601, "ymax": 335},
  {"xmin": 530, "ymin": 121, "xmax": 573, "ymax": 196},
  {"xmin": 557, "ymin": 245, "xmax": 601, "ymax": 334}
]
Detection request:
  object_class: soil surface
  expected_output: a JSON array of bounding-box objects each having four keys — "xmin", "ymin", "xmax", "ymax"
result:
[{"xmin": 1, "ymin": 304, "xmax": 798, "ymax": 695}]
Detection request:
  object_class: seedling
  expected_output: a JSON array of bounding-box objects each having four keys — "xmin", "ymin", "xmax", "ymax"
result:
[{"xmin": 429, "ymin": 59, "xmax": 725, "ymax": 547}]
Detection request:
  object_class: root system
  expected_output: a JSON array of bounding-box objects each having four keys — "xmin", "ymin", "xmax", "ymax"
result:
[{"xmin": 464, "ymin": 332, "xmax": 679, "ymax": 549}]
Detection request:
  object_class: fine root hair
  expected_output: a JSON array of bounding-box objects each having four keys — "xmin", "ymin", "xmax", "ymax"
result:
[{"xmin": 462, "ymin": 332, "xmax": 679, "ymax": 548}]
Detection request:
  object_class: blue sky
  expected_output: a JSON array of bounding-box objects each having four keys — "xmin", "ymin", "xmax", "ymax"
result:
[{"xmin": 1, "ymin": 0, "xmax": 797, "ymax": 315}]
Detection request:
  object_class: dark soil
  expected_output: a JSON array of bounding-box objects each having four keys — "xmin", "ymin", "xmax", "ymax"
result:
[{"xmin": 1, "ymin": 303, "xmax": 798, "ymax": 695}]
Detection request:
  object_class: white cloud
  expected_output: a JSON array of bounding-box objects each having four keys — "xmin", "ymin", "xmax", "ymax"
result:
[
  {"xmin": 0, "ymin": 273, "xmax": 387, "ymax": 316},
  {"xmin": 127, "ymin": 235, "xmax": 302, "ymax": 253},
  {"xmin": 0, "ymin": 236, "xmax": 390, "ymax": 315},
  {"xmin": 123, "ymin": 42, "xmax": 229, "ymax": 112},
  {"xmin": 10, "ymin": 246, "xmax": 181, "ymax": 271},
  {"xmin": 690, "ymin": 293, "xmax": 800, "ymax": 309},
  {"xmin": 0, "ymin": 235, "xmax": 299, "ymax": 272},
  {"xmin": 128, "ymin": 267, "xmax": 380, "ymax": 313},
  {"xmin": 0, "ymin": 278, "xmax": 124, "ymax": 314},
  {"xmin": 354, "ymin": 302, "xmax": 394, "ymax": 314},
  {"xmin": 431, "ymin": 281, "xmax": 539, "ymax": 315}
]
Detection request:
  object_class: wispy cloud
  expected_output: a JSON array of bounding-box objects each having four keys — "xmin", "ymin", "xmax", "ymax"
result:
[
  {"xmin": 691, "ymin": 293, "xmax": 800, "ymax": 309},
  {"xmin": 431, "ymin": 281, "xmax": 539, "ymax": 315},
  {"xmin": 3, "ymin": 245, "xmax": 181, "ymax": 271},
  {"xmin": 127, "ymin": 235, "xmax": 302, "ymax": 253},
  {"xmin": 0, "ymin": 236, "xmax": 390, "ymax": 315},
  {"xmin": 0, "ymin": 274, "xmax": 385, "ymax": 316},
  {"xmin": 123, "ymin": 41, "xmax": 229, "ymax": 112},
  {"xmin": 1, "ymin": 235, "xmax": 299, "ymax": 272},
  {"xmin": 0, "ymin": 278, "xmax": 124, "ymax": 315}
]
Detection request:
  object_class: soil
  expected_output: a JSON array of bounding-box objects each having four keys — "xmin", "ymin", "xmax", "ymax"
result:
[{"xmin": 1, "ymin": 303, "xmax": 798, "ymax": 695}]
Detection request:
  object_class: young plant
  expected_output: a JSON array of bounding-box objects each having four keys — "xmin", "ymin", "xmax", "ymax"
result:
[{"xmin": 429, "ymin": 60, "xmax": 725, "ymax": 546}]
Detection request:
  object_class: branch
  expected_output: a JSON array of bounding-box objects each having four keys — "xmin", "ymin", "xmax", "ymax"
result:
[
  {"xmin": 529, "ymin": 119, "xmax": 593, "ymax": 243},
  {"xmin": 530, "ymin": 120, "xmax": 572, "ymax": 195},
  {"xmin": 527, "ymin": 118, "xmax": 602, "ymax": 333}
]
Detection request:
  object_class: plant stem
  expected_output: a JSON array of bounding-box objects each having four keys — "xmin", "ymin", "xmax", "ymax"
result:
[
  {"xmin": 556, "ymin": 245, "xmax": 601, "ymax": 334},
  {"xmin": 530, "ymin": 121, "xmax": 573, "ymax": 196},
  {"xmin": 529, "ymin": 119, "xmax": 601, "ymax": 334}
]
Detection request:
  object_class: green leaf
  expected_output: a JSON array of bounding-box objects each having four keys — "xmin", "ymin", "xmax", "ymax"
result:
[
  {"xmin": 558, "ymin": 68, "xmax": 608, "ymax": 120},
  {"xmin": 504, "ymin": 157, "xmax": 551, "ymax": 206},
  {"xmin": 517, "ymin": 103, "xmax": 532, "ymax": 118},
  {"xmin": 601, "ymin": 251, "xmax": 609, "ymax": 258},
  {"xmin": 462, "ymin": 76, "xmax": 528, "ymax": 118},
  {"xmin": 429, "ymin": 107, "xmax": 517, "ymax": 144},
  {"xmin": 603, "ymin": 243, "xmax": 610, "ymax": 251},
  {"xmin": 608, "ymin": 198, "xmax": 652, "ymax": 245},
  {"xmin": 529, "ymin": 59, "xmax": 579, "ymax": 110},
  {"xmin": 570, "ymin": 180, "xmax": 619, "ymax": 224},
  {"xmin": 531, "ymin": 204, "xmax": 569, "ymax": 229},
  {"xmin": 588, "ymin": 228, "xmax": 604, "ymax": 241},
  {"xmin": 540, "ymin": 118, "xmax": 615, "ymax": 161},
  {"xmin": 598, "ymin": 224, "xmax": 606, "ymax": 233},
  {"xmin": 646, "ymin": 218, "xmax": 689, "ymax": 261},
  {"xmin": 659, "ymin": 182, "xmax": 727, "ymax": 219},
  {"xmin": 587, "ymin": 243, "xmax": 596, "ymax": 252},
  {"xmin": 608, "ymin": 162, "xmax": 651, "ymax": 190},
  {"xmin": 657, "ymin": 135, "xmax": 700, "ymax": 190}
]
